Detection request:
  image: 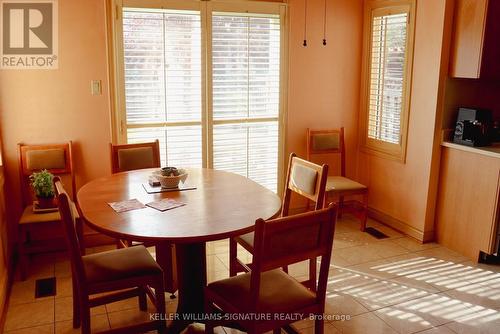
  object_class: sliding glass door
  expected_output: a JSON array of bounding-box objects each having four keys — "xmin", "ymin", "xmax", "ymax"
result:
[{"xmin": 114, "ymin": 0, "xmax": 286, "ymax": 192}]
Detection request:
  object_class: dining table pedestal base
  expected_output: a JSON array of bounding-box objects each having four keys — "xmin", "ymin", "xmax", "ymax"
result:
[{"xmin": 158, "ymin": 241, "xmax": 207, "ymax": 334}]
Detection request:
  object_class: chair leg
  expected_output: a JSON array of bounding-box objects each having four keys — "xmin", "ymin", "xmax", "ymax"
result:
[
  {"xmin": 229, "ymin": 238, "xmax": 238, "ymax": 277},
  {"xmin": 18, "ymin": 226, "xmax": 28, "ymax": 281},
  {"xmin": 315, "ymin": 318, "xmax": 324, "ymax": 334},
  {"xmin": 204, "ymin": 298, "xmax": 215, "ymax": 334},
  {"xmin": 338, "ymin": 195, "xmax": 344, "ymax": 219},
  {"xmin": 360, "ymin": 192, "xmax": 368, "ymax": 232},
  {"xmin": 154, "ymin": 279, "xmax": 166, "ymax": 333},
  {"xmin": 139, "ymin": 286, "xmax": 148, "ymax": 311},
  {"xmin": 72, "ymin": 277, "xmax": 81, "ymax": 328},
  {"xmin": 308, "ymin": 258, "xmax": 317, "ymax": 292},
  {"xmin": 81, "ymin": 296, "xmax": 91, "ymax": 334}
]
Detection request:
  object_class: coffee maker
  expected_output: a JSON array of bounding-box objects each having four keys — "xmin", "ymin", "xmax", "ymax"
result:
[{"xmin": 453, "ymin": 108, "xmax": 492, "ymax": 147}]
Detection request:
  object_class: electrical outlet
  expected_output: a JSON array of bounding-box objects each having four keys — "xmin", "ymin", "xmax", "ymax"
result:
[{"xmin": 91, "ymin": 80, "xmax": 102, "ymax": 96}]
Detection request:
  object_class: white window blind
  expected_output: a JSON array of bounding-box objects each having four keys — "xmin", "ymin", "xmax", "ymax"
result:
[
  {"xmin": 368, "ymin": 12, "xmax": 408, "ymax": 145},
  {"xmin": 122, "ymin": 9, "xmax": 203, "ymax": 167},
  {"xmin": 118, "ymin": 4, "xmax": 284, "ymax": 193},
  {"xmin": 212, "ymin": 13, "xmax": 281, "ymax": 192}
]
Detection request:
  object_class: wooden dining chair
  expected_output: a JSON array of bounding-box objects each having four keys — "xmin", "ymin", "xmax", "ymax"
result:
[
  {"xmin": 307, "ymin": 128, "xmax": 368, "ymax": 231},
  {"xmin": 206, "ymin": 204, "xmax": 337, "ymax": 334},
  {"xmin": 17, "ymin": 141, "xmax": 80, "ymax": 279},
  {"xmin": 229, "ymin": 153, "xmax": 328, "ymax": 291},
  {"xmin": 109, "ymin": 139, "xmax": 178, "ymax": 297},
  {"xmin": 54, "ymin": 177, "xmax": 166, "ymax": 334},
  {"xmin": 110, "ymin": 140, "xmax": 161, "ymax": 173}
]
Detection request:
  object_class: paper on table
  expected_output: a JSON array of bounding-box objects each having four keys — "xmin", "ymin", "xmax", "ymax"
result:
[
  {"xmin": 108, "ymin": 199, "xmax": 146, "ymax": 213},
  {"xmin": 146, "ymin": 198, "xmax": 186, "ymax": 212}
]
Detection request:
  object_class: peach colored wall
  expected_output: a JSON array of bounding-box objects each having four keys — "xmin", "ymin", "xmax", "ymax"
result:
[
  {"xmin": 0, "ymin": 0, "xmax": 364, "ymax": 226},
  {"xmin": 356, "ymin": 0, "xmax": 452, "ymax": 240},
  {"xmin": 287, "ymin": 0, "xmax": 363, "ymax": 178},
  {"xmin": 0, "ymin": 0, "xmax": 111, "ymax": 227}
]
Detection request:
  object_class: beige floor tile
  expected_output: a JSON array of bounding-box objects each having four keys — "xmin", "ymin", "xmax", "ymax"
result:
[
  {"xmin": 290, "ymin": 317, "xmax": 315, "ymax": 330},
  {"xmin": 444, "ymin": 307, "xmax": 500, "ymax": 334},
  {"xmin": 333, "ymin": 231, "xmax": 376, "ymax": 249},
  {"xmin": 412, "ymin": 325, "xmax": 456, "ymax": 334},
  {"xmin": 392, "ymin": 237, "xmax": 440, "ymax": 252},
  {"xmin": 8, "ymin": 279, "xmax": 54, "ymax": 306},
  {"xmin": 413, "ymin": 247, "xmax": 469, "ymax": 263},
  {"xmin": 4, "ymin": 299, "xmax": 55, "ymax": 331},
  {"xmin": 55, "ymin": 276, "xmax": 73, "ymax": 298},
  {"xmin": 14, "ymin": 260, "xmax": 55, "ymax": 282},
  {"xmin": 443, "ymin": 284, "xmax": 500, "ymax": 310},
  {"xmin": 332, "ymin": 244, "xmax": 386, "ymax": 266},
  {"xmin": 54, "ymin": 314, "xmax": 110, "ymax": 333},
  {"xmin": 376, "ymin": 292, "xmax": 486, "ymax": 329},
  {"xmin": 372, "ymin": 254, "xmax": 475, "ymax": 292},
  {"xmin": 4, "ymin": 323, "xmax": 54, "ymax": 334},
  {"xmin": 327, "ymin": 270, "xmax": 431, "ymax": 311},
  {"xmin": 325, "ymin": 291, "xmax": 370, "ymax": 317},
  {"xmin": 373, "ymin": 304, "xmax": 438, "ymax": 334},
  {"xmin": 105, "ymin": 295, "xmax": 154, "ymax": 313},
  {"xmin": 55, "ymin": 296, "xmax": 106, "ymax": 322},
  {"xmin": 300, "ymin": 321, "xmax": 341, "ymax": 334},
  {"xmin": 334, "ymin": 219, "xmax": 361, "ymax": 234},
  {"xmin": 331, "ymin": 312, "xmax": 398, "ymax": 334},
  {"xmin": 54, "ymin": 261, "xmax": 72, "ymax": 278},
  {"xmin": 389, "ymin": 275, "xmax": 443, "ymax": 294},
  {"xmin": 346, "ymin": 255, "xmax": 419, "ymax": 281},
  {"xmin": 369, "ymin": 240, "xmax": 411, "ymax": 259},
  {"xmin": 107, "ymin": 307, "xmax": 152, "ymax": 329}
]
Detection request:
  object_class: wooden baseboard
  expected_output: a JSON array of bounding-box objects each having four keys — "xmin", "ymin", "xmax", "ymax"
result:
[{"xmin": 343, "ymin": 200, "xmax": 434, "ymax": 243}]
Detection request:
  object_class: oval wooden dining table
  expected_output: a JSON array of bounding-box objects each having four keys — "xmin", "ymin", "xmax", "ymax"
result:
[{"xmin": 77, "ymin": 168, "xmax": 282, "ymax": 333}]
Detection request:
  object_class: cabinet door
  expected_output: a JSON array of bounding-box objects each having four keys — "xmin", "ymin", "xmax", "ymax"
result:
[{"xmin": 450, "ymin": 0, "xmax": 488, "ymax": 78}]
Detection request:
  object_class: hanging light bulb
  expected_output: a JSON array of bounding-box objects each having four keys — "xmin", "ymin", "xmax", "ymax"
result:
[
  {"xmin": 303, "ymin": 0, "xmax": 308, "ymax": 47},
  {"xmin": 323, "ymin": 0, "xmax": 327, "ymax": 46}
]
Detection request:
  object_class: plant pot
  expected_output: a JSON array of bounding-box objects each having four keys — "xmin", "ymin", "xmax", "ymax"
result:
[{"xmin": 37, "ymin": 196, "xmax": 56, "ymax": 209}]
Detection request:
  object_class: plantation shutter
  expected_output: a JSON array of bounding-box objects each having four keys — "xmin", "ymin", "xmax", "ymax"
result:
[
  {"xmin": 211, "ymin": 13, "xmax": 281, "ymax": 192},
  {"xmin": 368, "ymin": 11, "xmax": 409, "ymax": 145},
  {"xmin": 122, "ymin": 9, "xmax": 203, "ymax": 167}
]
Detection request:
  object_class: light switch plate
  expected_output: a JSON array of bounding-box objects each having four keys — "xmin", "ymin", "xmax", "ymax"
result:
[{"xmin": 91, "ymin": 80, "xmax": 102, "ymax": 96}]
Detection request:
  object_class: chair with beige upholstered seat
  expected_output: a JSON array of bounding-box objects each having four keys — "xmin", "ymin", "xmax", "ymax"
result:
[
  {"xmin": 109, "ymin": 140, "xmax": 178, "ymax": 296},
  {"xmin": 307, "ymin": 128, "xmax": 368, "ymax": 231},
  {"xmin": 206, "ymin": 204, "xmax": 338, "ymax": 334},
  {"xmin": 17, "ymin": 141, "xmax": 80, "ymax": 279},
  {"xmin": 54, "ymin": 177, "xmax": 166, "ymax": 334},
  {"xmin": 229, "ymin": 153, "xmax": 328, "ymax": 291},
  {"xmin": 110, "ymin": 140, "xmax": 161, "ymax": 173}
]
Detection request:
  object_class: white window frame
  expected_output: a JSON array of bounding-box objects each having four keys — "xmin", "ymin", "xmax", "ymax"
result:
[
  {"xmin": 108, "ymin": 0, "xmax": 289, "ymax": 193},
  {"xmin": 359, "ymin": 0, "xmax": 415, "ymax": 162}
]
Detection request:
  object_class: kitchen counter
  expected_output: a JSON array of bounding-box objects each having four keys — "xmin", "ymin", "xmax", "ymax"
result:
[{"xmin": 442, "ymin": 141, "xmax": 500, "ymax": 159}]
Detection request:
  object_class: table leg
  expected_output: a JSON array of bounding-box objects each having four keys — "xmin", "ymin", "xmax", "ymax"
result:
[{"xmin": 157, "ymin": 241, "xmax": 207, "ymax": 334}]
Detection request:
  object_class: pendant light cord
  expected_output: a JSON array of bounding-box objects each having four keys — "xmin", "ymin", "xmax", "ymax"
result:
[
  {"xmin": 303, "ymin": 0, "xmax": 308, "ymax": 47},
  {"xmin": 323, "ymin": 0, "xmax": 327, "ymax": 45}
]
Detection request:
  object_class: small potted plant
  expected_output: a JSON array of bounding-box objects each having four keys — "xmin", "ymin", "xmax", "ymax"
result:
[{"xmin": 30, "ymin": 169, "xmax": 56, "ymax": 209}]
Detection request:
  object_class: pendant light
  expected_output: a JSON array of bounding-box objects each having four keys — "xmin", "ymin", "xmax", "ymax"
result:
[
  {"xmin": 303, "ymin": 0, "xmax": 308, "ymax": 47},
  {"xmin": 323, "ymin": 0, "xmax": 327, "ymax": 46}
]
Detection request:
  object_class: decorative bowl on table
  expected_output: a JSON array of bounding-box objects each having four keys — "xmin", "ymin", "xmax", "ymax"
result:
[{"xmin": 152, "ymin": 167, "xmax": 188, "ymax": 188}]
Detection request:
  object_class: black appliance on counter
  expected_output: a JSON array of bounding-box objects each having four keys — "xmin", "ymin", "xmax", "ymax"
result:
[{"xmin": 453, "ymin": 108, "xmax": 493, "ymax": 147}]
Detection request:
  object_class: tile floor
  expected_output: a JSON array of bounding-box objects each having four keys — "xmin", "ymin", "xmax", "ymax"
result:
[{"xmin": 3, "ymin": 216, "xmax": 500, "ymax": 333}]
